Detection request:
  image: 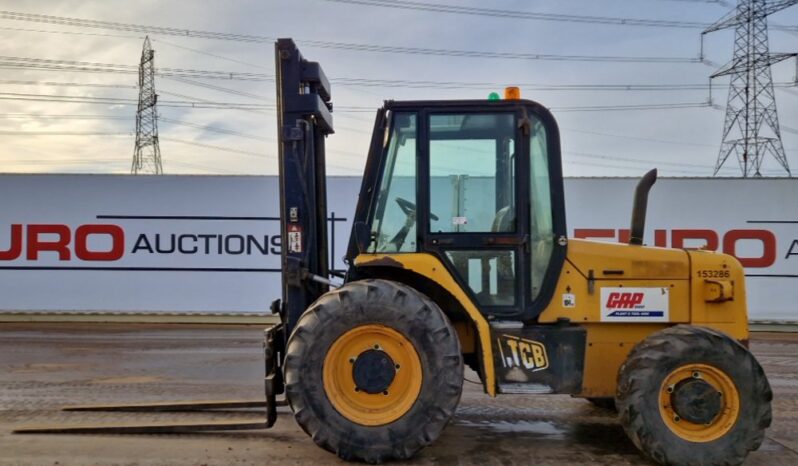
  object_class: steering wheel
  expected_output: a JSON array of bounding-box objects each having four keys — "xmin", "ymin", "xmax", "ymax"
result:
[{"xmin": 395, "ymin": 197, "xmax": 439, "ymax": 221}]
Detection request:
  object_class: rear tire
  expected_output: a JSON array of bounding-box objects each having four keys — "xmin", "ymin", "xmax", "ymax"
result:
[
  {"xmin": 284, "ymin": 279, "xmax": 464, "ymax": 463},
  {"xmin": 617, "ymin": 325, "xmax": 772, "ymax": 466}
]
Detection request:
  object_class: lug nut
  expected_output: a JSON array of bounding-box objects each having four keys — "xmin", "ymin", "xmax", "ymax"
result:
[
  {"xmin": 666, "ymin": 385, "xmax": 674, "ymax": 394},
  {"xmin": 349, "ymin": 357, "xmax": 356, "ymax": 364},
  {"xmin": 692, "ymin": 371, "xmax": 701, "ymax": 379},
  {"xmin": 383, "ymin": 391, "xmax": 389, "ymax": 396},
  {"xmin": 673, "ymin": 415, "xmax": 681, "ymax": 423},
  {"xmin": 395, "ymin": 364, "xmax": 401, "ymax": 370}
]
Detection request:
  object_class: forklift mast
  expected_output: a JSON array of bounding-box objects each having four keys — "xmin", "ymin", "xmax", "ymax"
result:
[{"xmin": 274, "ymin": 38, "xmax": 335, "ymax": 334}]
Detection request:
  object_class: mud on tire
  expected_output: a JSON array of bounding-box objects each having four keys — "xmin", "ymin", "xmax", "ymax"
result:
[
  {"xmin": 616, "ymin": 325, "xmax": 772, "ymax": 466},
  {"xmin": 283, "ymin": 279, "xmax": 464, "ymax": 463}
]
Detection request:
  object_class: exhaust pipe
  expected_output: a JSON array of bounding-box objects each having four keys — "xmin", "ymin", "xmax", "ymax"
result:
[{"xmin": 629, "ymin": 169, "xmax": 658, "ymax": 246}]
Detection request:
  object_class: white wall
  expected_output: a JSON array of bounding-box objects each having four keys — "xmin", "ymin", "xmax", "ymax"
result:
[{"xmin": 0, "ymin": 174, "xmax": 794, "ymax": 321}]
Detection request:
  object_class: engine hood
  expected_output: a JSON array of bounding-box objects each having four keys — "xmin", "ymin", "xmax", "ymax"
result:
[{"xmin": 566, "ymin": 238, "xmax": 690, "ymax": 280}]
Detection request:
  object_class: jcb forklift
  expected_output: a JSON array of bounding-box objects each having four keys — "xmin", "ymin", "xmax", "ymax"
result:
[
  {"xmin": 269, "ymin": 37, "xmax": 773, "ymax": 465},
  {"xmin": 18, "ymin": 39, "xmax": 771, "ymax": 466}
]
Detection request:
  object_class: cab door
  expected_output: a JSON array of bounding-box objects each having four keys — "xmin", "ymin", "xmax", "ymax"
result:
[
  {"xmin": 420, "ymin": 106, "xmax": 566, "ymax": 322},
  {"xmin": 420, "ymin": 109, "xmax": 529, "ymax": 319}
]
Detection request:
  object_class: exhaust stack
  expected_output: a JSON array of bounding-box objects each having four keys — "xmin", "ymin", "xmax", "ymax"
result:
[{"xmin": 629, "ymin": 169, "xmax": 658, "ymax": 246}]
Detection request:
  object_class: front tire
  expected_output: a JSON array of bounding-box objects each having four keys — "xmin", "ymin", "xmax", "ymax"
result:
[
  {"xmin": 617, "ymin": 325, "xmax": 772, "ymax": 466},
  {"xmin": 284, "ymin": 279, "xmax": 464, "ymax": 463}
]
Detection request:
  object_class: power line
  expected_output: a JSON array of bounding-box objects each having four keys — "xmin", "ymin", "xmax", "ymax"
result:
[
  {"xmin": 0, "ymin": 79, "xmax": 137, "ymax": 90},
  {"xmin": 565, "ymin": 150, "xmax": 723, "ymax": 170},
  {"xmin": 0, "ymin": 113, "xmax": 130, "ymax": 120},
  {"xmin": 296, "ymin": 41, "xmax": 700, "ymax": 63},
  {"xmin": 0, "ymin": 131, "xmax": 130, "ymax": 136},
  {"xmin": 0, "ymin": 55, "xmax": 273, "ymax": 80},
  {"xmin": 163, "ymin": 137, "xmax": 273, "ymax": 158},
  {"xmin": 163, "ymin": 137, "xmax": 361, "ymax": 172},
  {"xmin": 0, "ymin": 90, "xmax": 722, "ymax": 114},
  {"xmin": 159, "ymin": 117, "xmax": 271, "ymax": 142},
  {"xmin": 0, "ymin": 10, "xmax": 706, "ymax": 62},
  {"xmin": 0, "ymin": 24, "xmax": 141, "ymax": 40},
  {"xmin": 0, "ymin": 70, "xmax": 794, "ymax": 96},
  {"xmin": 0, "ymin": 91, "xmax": 274, "ymax": 109},
  {"xmin": 321, "ymin": 0, "xmax": 798, "ymax": 31},
  {"xmin": 564, "ymin": 127, "xmax": 717, "ymax": 147},
  {"xmin": 151, "ymin": 37, "xmax": 269, "ymax": 70},
  {"xmin": 5, "ymin": 52, "xmax": 787, "ymax": 93},
  {"xmin": 550, "ymin": 102, "xmax": 713, "ymax": 112},
  {"xmin": 321, "ymin": 0, "xmax": 707, "ymax": 27},
  {"xmin": 649, "ymin": 0, "xmax": 729, "ymax": 3},
  {"xmin": 2, "ymin": 51, "xmax": 785, "ymax": 93},
  {"xmin": 161, "ymin": 76, "xmax": 271, "ymax": 100}
]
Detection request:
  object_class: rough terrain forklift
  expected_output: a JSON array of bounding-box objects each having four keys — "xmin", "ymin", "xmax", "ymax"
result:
[{"xmin": 18, "ymin": 39, "xmax": 772, "ymax": 466}]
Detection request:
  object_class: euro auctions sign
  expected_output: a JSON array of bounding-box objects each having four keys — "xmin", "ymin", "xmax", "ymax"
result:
[
  {"xmin": 0, "ymin": 174, "xmax": 358, "ymax": 314},
  {"xmin": 0, "ymin": 174, "xmax": 795, "ymax": 321}
]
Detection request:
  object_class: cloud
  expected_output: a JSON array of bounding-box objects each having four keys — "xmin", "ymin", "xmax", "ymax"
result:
[{"xmin": 0, "ymin": 0, "xmax": 794, "ymax": 176}]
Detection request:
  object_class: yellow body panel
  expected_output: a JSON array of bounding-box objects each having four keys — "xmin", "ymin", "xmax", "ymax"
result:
[
  {"xmin": 355, "ymin": 239, "xmax": 749, "ymax": 399},
  {"xmin": 354, "ymin": 253, "xmax": 497, "ymax": 396},
  {"xmin": 688, "ymin": 249, "xmax": 748, "ymax": 333},
  {"xmin": 542, "ymin": 239, "xmax": 749, "ymax": 397},
  {"xmin": 540, "ymin": 240, "xmax": 692, "ymax": 325},
  {"xmin": 565, "ymin": 238, "xmax": 689, "ymax": 280},
  {"xmin": 579, "ymin": 323, "xmax": 669, "ymax": 397}
]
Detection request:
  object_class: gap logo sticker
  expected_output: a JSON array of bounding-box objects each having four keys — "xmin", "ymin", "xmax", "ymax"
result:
[
  {"xmin": 600, "ymin": 287, "xmax": 669, "ymax": 322},
  {"xmin": 496, "ymin": 334, "xmax": 549, "ymax": 372}
]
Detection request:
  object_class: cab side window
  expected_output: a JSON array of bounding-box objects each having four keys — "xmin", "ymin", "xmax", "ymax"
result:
[
  {"xmin": 428, "ymin": 113, "xmax": 515, "ymax": 233},
  {"xmin": 530, "ymin": 119, "xmax": 553, "ymax": 300}
]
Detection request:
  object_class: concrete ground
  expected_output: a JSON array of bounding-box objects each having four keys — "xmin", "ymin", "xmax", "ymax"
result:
[{"xmin": 0, "ymin": 324, "xmax": 796, "ymax": 466}]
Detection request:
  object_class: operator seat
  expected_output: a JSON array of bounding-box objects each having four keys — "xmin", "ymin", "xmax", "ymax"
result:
[{"xmin": 474, "ymin": 206, "xmax": 516, "ymax": 306}]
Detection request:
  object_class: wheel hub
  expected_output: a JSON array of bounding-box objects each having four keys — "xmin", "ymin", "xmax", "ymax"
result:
[
  {"xmin": 671, "ymin": 378, "xmax": 723, "ymax": 425},
  {"xmin": 352, "ymin": 349, "xmax": 397, "ymax": 394},
  {"xmin": 322, "ymin": 324, "xmax": 423, "ymax": 426},
  {"xmin": 658, "ymin": 363, "xmax": 741, "ymax": 443}
]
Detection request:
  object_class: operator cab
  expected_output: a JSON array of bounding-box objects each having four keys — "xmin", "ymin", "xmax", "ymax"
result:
[{"xmin": 348, "ymin": 98, "xmax": 567, "ymax": 322}]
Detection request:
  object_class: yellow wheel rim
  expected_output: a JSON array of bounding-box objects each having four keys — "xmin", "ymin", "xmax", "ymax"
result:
[
  {"xmin": 323, "ymin": 324, "xmax": 423, "ymax": 426},
  {"xmin": 659, "ymin": 363, "xmax": 740, "ymax": 443}
]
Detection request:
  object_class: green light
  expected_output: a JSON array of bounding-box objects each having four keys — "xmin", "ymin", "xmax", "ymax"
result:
[{"xmin": 488, "ymin": 92, "xmax": 500, "ymax": 101}]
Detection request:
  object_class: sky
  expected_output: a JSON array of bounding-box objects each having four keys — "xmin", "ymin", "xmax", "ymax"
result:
[{"xmin": 0, "ymin": 0, "xmax": 796, "ymax": 177}]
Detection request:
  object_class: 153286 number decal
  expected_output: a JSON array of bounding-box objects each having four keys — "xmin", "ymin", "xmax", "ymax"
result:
[{"xmin": 696, "ymin": 269, "xmax": 730, "ymax": 279}]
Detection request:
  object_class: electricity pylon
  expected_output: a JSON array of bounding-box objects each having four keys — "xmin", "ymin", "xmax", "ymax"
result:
[
  {"xmin": 131, "ymin": 36, "xmax": 163, "ymax": 175},
  {"xmin": 703, "ymin": 0, "xmax": 797, "ymax": 177}
]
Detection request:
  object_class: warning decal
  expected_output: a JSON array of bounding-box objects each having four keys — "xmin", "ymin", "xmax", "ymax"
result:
[{"xmin": 287, "ymin": 224, "xmax": 302, "ymax": 253}]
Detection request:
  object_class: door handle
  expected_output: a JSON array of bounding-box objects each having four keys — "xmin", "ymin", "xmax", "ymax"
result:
[
  {"xmin": 431, "ymin": 238, "xmax": 454, "ymax": 246},
  {"xmin": 483, "ymin": 235, "xmax": 528, "ymax": 246}
]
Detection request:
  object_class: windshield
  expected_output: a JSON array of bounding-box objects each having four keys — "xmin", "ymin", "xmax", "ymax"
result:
[{"xmin": 368, "ymin": 112, "xmax": 418, "ymax": 253}]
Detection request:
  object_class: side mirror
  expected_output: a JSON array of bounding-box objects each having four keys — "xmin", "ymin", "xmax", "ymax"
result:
[{"xmin": 353, "ymin": 221, "xmax": 371, "ymax": 254}]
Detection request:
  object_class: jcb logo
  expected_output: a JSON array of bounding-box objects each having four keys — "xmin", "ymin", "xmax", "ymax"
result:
[
  {"xmin": 498, "ymin": 335, "xmax": 549, "ymax": 372},
  {"xmin": 605, "ymin": 292, "xmax": 645, "ymax": 310}
]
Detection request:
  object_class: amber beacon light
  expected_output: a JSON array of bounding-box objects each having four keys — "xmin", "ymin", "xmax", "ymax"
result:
[{"xmin": 504, "ymin": 86, "xmax": 521, "ymax": 100}]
